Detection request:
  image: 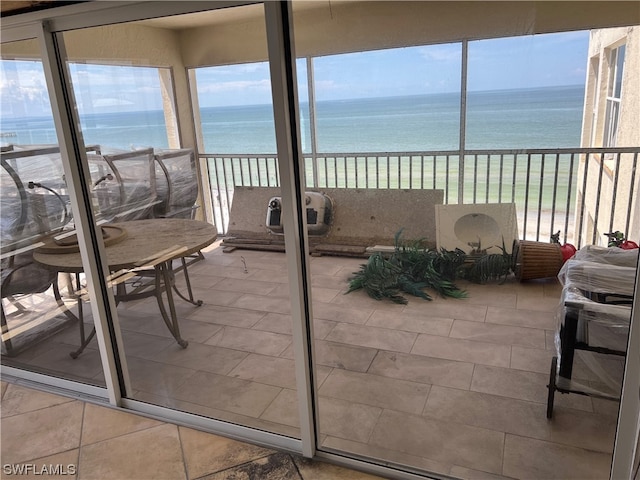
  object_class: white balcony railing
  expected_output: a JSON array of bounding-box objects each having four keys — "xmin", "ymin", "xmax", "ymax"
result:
[{"xmin": 202, "ymin": 146, "xmax": 639, "ymax": 248}]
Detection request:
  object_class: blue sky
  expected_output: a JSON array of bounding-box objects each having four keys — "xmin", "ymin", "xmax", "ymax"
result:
[
  {"xmin": 197, "ymin": 30, "xmax": 589, "ymax": 106},
  {"xmin": 0, "ymin": 30, "xmax": 589, "ymax": 117}
]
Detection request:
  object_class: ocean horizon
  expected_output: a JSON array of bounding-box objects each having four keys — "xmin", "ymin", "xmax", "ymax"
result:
[{"xmin": 1, "ymin": 84, "xmax": 585, "ymax": 154}]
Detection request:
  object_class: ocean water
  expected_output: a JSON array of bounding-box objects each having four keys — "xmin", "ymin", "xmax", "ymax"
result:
[{"xmin": 1, "ymin": 85, "xmax": 585, "ymax": 154}]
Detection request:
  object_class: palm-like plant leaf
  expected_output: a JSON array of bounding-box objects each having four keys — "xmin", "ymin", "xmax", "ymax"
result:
[{"xmin": 348, "ymin": 231, "xmax": 468, "ymax": 303}]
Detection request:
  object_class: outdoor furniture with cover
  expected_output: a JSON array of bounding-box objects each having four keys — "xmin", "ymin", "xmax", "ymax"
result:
[{"xmin": 547, "ymin": 245, "xmax": 638, "ymax": 418}]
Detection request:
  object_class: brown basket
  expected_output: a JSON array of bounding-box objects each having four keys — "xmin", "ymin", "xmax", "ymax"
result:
[{"xmin": 515, "ymin": 240, "xmax": 563, "ymax": 281}]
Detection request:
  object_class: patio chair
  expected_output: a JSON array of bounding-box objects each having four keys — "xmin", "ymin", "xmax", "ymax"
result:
[
  {"xmin": 153, "ymin": 148, "xmax": 204, "ymax": 272},
  {"xmin": 88, "ymin": 148, "xmax": 159, "ymax": 223},
  {"xmin": 153, "ymin": 149, "xmax": 199, "ymax": 220},
  {"xmin": 1, "ymin": 147, "xmax": 79, "ymax": 356},
  {"xmin": 546, "ymin": 245, "xmax": 638, "ymax": 418}
]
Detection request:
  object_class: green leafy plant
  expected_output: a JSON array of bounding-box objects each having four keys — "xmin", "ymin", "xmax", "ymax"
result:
[
  {"xmin": 347, "ymin": 231, "xmax": 520, "ymax": 303},
  {"xmin": 347, "ymin": 229, "xmax": 467, "ymax": 304},
  {"xmin": 462, "ymin": 239, "xmax": 517, "ymax": 284}
]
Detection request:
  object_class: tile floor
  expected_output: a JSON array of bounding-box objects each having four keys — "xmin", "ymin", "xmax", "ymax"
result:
[
  {"xmin": 1, "ymin": 241, "xmax": 624, "ymax": 479},
  {"xmin": 0, "ymin": 381, "xmax": 383, "ymax": 479}
]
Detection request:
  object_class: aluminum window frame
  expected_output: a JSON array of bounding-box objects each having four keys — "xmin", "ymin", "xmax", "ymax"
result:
[{"xmin": 2, "ymin": 2, "xmax": 639, "ymax": 479}]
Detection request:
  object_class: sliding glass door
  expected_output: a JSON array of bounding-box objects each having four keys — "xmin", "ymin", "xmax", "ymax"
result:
[{"xmin": 1, "ymin": 37, "xmax": 107, "ymax": 389}]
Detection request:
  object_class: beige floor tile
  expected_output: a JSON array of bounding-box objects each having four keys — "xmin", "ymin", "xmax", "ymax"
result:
[
  {"xmin": 411, "ymin": 334, "xmax": 511, "ymax": 367},
  {"xmin": 209, "ymin": 277, "xmax": 278, "ymax": 296},
  {"xmin": 470, "ymin": 365, "xmax": 593, "ymax": 412},
  {"xmin": 245, "ymin": 268, "xmax": 290, "ymax": 283},
  {"xmin": 502, "ymin": 434, "xmax": 612, "ymax": 480},
  {"xmin": 259, "ymin": 388, "xmax": 299, "ymax": 428},
  {"xmin": 321, "ymin": 436, "xmax": 451, "ymax": 477},
  {"xmin": 189, "ymin": 288, "xmax": 245, "ymax": 308},
  {"xmin": 403, "ymin": 301, "xmax": 488, "ymax": 322},
  {"xmin": 206, "ymin": 325, "xmax": 291, "ymax": 356},
  {"xmin": 485, "ymin": 306, "xmax": 557, "ymax": 330},
  {"xmin": 312, "ymin": 273, "xmax": 350, "ymax": 289},
  {"xmin": 45, "ymin": 321, "xmax": 98, "ymax": 349},
  {"xmin": 23, "ymin": 344, "xmax": 105, "ymax": 385},
  {"xmin": 179, "ymin": 426, "xmax": 273, "ymax": 479},
  {"xmin": 252, "ymin": 312, "xmax": 337, "ymax": 339},
  {"xmin": 329, "ymin": 289, "xmax": 408, "ymax": 312},
  {"xmin": 228, "ymin": 353, "xmax": 300, "ymax": 389},
  {"xmin": 368, "ymin": 409, "xmax": 504, "ymax": 474},
  {"xmin": 319, "ymin": 369, "xmax": 431, "ymax": 414},
  {"xmin": 186, "ymin": 304, "xmax": 266, "ymax": 327},
  {"xmin": 6, "ymin": 449, "xmax": 79, "ymax": 480},
  {"xmin": 317, "ymin": 396, "xmax": 383, "ymax": 443},
  {"xmin": 1, "ymin": 400, "xmax": 83, "ymax": 464},
  {"xmin": 312, "ymin": 301, "xmax": 373, "ymax": 325},
  {"xmin": 233, "ymin": 259, "xmax": 287, "ymax": 273},
  {"xmin": 509, "ymin": 346, "xmax": 616, "ymax": 383},
  {"xmin": 460, "ymin": 289, "xmax": 518, "ymax": 309},
  {"xmin": 311, "ymin": 286, "xmax": 342, "ymax": 303},
  {"xmin": 368, "ymin": 350, "xmax": 474, "ymax": 390},
  {"xmin": 229, "ymin": 293, "xmax": 292, "ymax": 315},
  {"xmin": 282, "ymin": 340, "xmax": 378, "ymax": 372},
  {"xmin": 192, "ymin": 264, "xmax": 248, "ymax": 281},
  {"xmin": 261, "ymin": 389, "xmax": 383, "ymax": 443},
  {"xmin": 325, "ymin": 324, "xmax": 417, "ymax": 353},
  {"xmin": 450, "ymin": 319, "xmax": 546, "ymax": 348},
  {"xmin": 117, "ymin": 312, "xmax": 178, "ymax": 339},
  {"xmin": 121, "ymin": 330, "xmax": 176, "ymax": 358},
  {"xmin": 174, "ymin": 272, "xmax": 224, "ymax": 289},
  {"xmin": 510, "ymin": 345, "xmax": 555, "ymax": 374},
  {"xmin": 1, "ymin": 384, "xmax": 74, "ymax": 418},
  {"xmin": 125, "ymin": 356, "xmax": 198, "ymax": 397},
  {"xmin": 449, "ymin": 465, "xmax": 514, "ymax": 480},
  {"xmin": 457, "ymin": 279, "xmax": 520, "ymax": 295},
  {"xmin": 366, "ymin": 310, "xmax": 453, "ymax": 336},
  {"xmin": 197, "ymin": 452, "xmax": 300, "ymax": 480},
  {"xmin": 310, "ymin": 258, "xmax": 345, "ymax": 276},
  {"xmin": 1, "ymin": 381, "xmax": 7, "ymax": 399},
  {"xmin": 135, "ymin": 390, "xmax": 300, "ymax": 438},
  {"xmin": 592, "ymin": 397, "xmax": 620, "ymax": 418},
  {"xmin": 81, "ymin": 402, "xmax": 163, "ymax": 446},
  {"xmin": 78, "ymin": 424, "xmax": 185, "ymax": 480},
  {"xmin": 293, "ymin": 455, "xmax": 387, "ymax": 479},
  {"xmin": 516, "ymin": 295, "xmax": 560, "ymax": 312},
  {"xmin": 143, "ymin": 342, "xmax": 248, "ymax": 375},
  {"xmin": 424, "ymin": 386, "xmax": 615, "ymax": 453},
  {"xmin": 155, "ymin": 318, "xmax": 224, "ymax": 344},
  {"xmin": 170, "ymin": 370, "xmax": 282, "ymax": 417},
  {"xmin": 512, "ymin": 281, "xmax": 546, "ymax": 297}
]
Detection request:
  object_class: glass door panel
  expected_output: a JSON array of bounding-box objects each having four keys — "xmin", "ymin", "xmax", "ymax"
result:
[
  {"xmin": 59, "ymin": 4, "xmax": 301, "ymax": 438},
  {"xmin": 0, "ymin": 39, "xmax": 106, "ymax": 386},
  {"xmin": 292, "ymin": 2, "xmax": 636, "ymax": 477}
]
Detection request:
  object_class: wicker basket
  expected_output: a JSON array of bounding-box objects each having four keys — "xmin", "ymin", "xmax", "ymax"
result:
[{"xmin": 515, "ymin": 240, "xmax": 563, "ymax": 281}]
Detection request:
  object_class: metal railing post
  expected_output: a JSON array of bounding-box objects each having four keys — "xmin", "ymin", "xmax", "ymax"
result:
[{"xmin": 458, "ymin": 40, "xmax": 468, "ymax": 204}]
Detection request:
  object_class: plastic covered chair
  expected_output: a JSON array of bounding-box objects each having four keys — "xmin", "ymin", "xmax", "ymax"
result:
[
  {"xmin": 153, "ymin": 148, "xmax": 199, "ymax": 219},
  {"xmin": 88, "ymin": 148, "xmax": 158, "ymax": 223},
  {"xmin": 0, "ymin": 146, "xmax": 78, "ymax": 355},
  {"xmin": 547, "ymin": 245, "xmax": 638, "ymax": 418}
]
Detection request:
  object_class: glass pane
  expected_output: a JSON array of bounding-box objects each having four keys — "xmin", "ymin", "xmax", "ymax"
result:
[
  {"xmin": 1, "ymin": 39, "xmax": 105, "ymax": 387},
  {"xmin": 614, "ymin": 44, "xmax": 625, "ymax": 98},
  {"xmin": 313, "ymin": 45, "xmax": 461, "ymax": 153},
  {"xmin": 467, "ymin": 32, "xmax": 588, "ymax": 149},
  {"xmin": 59, "ymin": 4, "xmax": 301, "ymax": 439},
  {"xmin": 68, "ymin": 64, "xmax": 174, "ymax": 150},
  {"xmin": 292, "ymin": 2, "xmax": 636, "ymax": 477}
]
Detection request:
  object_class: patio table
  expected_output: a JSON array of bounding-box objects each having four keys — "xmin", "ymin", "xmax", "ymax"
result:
[{"xmin": 33, "ymin": 218, "xmax": 217, "ymax": 357}]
